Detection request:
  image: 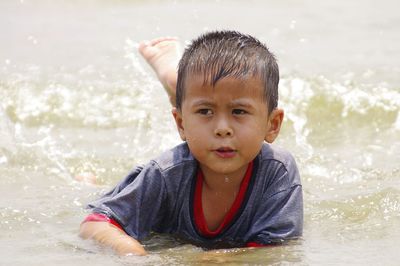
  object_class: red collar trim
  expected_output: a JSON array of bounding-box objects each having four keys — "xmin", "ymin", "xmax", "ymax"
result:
[{"xmin": 193, "ymin": 161, "xmax": 254, "ymax": 237}]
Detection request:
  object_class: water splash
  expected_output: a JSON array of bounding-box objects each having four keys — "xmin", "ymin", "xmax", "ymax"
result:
[
  {"xmin": 0, "ymin": 104, "xmax": 17, "ymax": 154},
  {"xmin": 280, "ymin": 77, "xmax": 314, "ymax": 160}
]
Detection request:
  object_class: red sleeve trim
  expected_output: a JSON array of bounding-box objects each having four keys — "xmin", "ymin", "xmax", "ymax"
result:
[
  {"xmin": 82, "ymin": 213, "xmax": 123, "ymax": 231},
  {"xmin": 246, "ymin": 242, "xmax": 273, "ymax": 248}
]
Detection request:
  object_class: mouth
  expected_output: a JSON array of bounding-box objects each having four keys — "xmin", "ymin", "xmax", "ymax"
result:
[{"xmin": 213, "ymin": 147, "xmax": 237, "ymax": 158}]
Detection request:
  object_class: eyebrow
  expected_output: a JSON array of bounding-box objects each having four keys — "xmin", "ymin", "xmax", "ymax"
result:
[
  {"xmin": 228, "ymin": 99, "xmax": 256, "ymax": 109},
  {"xmin": 191, "ymin": 99, "xmax": 215, "ymax": 107},
  {"xmin": 191, "ymin": 98, "xmax": 256, "ymax": 109}
]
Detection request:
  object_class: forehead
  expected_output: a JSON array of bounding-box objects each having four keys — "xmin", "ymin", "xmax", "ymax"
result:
[{"xmin": 184, "ymin": 74, "xmax": 266, "ymax": 100}]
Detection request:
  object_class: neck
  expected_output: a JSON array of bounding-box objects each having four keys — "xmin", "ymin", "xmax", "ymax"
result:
[{"xmin": 200, "ymin": 164, "xmax": 249, "ymax": 193}]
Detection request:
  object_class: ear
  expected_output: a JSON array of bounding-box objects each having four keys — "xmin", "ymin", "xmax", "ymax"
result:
[
  {"xmin": 172, "ymin": 107, "xmax": 186, "ymax": 141},
  {"xmin": 264, "ymin": 108, "xmax": 284, "ymax": 143}
]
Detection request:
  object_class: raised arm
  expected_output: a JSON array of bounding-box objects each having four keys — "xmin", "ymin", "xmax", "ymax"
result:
[{"xmin": 79, "ymin": 221, "xmax": 147, "ymax": 256}]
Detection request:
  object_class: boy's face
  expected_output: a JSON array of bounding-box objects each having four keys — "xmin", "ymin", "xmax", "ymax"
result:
[{"xmin": 173, "ymin": 75, "xmax": 283, "ymax": 179}]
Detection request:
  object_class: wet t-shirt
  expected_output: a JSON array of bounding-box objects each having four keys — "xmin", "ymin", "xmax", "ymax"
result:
[{"xmin": 86, "ymin": 142, "xmax": 303, "ymax": 248}]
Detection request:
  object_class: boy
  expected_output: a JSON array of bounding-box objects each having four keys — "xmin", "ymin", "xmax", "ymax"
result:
[{"xmin": 79, "ymin": 31, "xmax": 303, "ymax": 256}]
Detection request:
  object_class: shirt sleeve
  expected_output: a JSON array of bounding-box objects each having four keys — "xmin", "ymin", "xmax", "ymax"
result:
[
  {"xmin": 86, "ymin": 161, "xmax": 168, "ymax": 240},
  {"xmin": 82, "ymin": 212, "xmax": 123, "ymax": 231},
  {"xmin": 247, "ymin": 159, "xmax": 303, "ymax": 245}
]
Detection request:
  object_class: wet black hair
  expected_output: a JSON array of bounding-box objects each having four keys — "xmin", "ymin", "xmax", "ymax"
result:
[{"xmin": 176, "ymin": 30, "xmax": 279, "ymax": 114}]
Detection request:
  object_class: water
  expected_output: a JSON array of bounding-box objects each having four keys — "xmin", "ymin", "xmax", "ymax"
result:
[{"xmin": 1, "ymin": 0, "xmax": 399, "ymax": 265}]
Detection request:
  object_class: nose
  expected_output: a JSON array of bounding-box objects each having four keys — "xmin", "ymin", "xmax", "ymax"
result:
[{"xmin": 214, "ymin": 117, "xmax": 233, "ymax": 137}]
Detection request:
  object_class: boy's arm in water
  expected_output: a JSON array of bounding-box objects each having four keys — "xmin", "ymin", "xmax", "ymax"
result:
[
  {"xmin": 79, "ymin": 164, "xmax": 167, "ymax": 256},
  {"xmin": 79, "ymin": 221, "xmax": 147, "ymax": 256}
]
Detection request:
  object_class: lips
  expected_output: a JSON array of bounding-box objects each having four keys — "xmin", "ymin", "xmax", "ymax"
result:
[{"xmin": 214, "ymin": 147, "xmax": 237, "ymax": 158}]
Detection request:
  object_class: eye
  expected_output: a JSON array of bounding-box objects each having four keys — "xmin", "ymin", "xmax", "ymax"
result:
[
  {"xmin": 232, "ymin": 109, "xmax": 247, "ymax": 115},
  {"xmin": 197, "ymin": 108, "xmax": 213, "ymax": 116}
]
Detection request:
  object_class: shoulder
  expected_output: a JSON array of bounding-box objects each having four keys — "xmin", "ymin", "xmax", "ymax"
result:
[
  {"xmin": 259, "ymin": 143, "xmax": 298, "ymax": 171},
  {"xmin": 146, "ymin": 143, "xmax": 197, "ymax": 203},
  {"xmin": 151, "ymin": 142, "xmax": 197, "ymax": 174},
  {"xmin": 124, "ymin": 143, "xmax": 196, "ymax": 192},
  {"xmin": 256, "ymin": 143, "xmax": 301, "ymax": 187}
]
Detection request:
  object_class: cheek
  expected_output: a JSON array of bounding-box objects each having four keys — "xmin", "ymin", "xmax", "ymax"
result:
[
  {"xmin": 182, "ymin": 125, "xmax": 205, "ymax": 143},
  {"xmin": 239, "ymin": 123, "xmax": 265, "ymax": 137},
  {"xmin": 186, "ymin": 138, "xmax": 206, "ymax": 160},
  {"xmin": 239, "ymin": 126, "xmax": 267, "ymax": 148}
]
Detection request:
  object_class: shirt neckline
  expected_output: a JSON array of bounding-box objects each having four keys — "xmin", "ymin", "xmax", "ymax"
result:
[{"xmin": 193, "ymin": 161, "xmax": 254, "ymax": 238}]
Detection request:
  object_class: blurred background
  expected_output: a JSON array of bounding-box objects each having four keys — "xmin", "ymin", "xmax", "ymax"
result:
[{"xmin": 0, "ymin": 0, "xmax": 399, "ymax": 265}]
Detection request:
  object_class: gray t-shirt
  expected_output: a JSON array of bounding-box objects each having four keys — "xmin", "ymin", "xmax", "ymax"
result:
[{"xmin": 88, "ymin": 142, "xmax": 303, "ymax": 248}]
